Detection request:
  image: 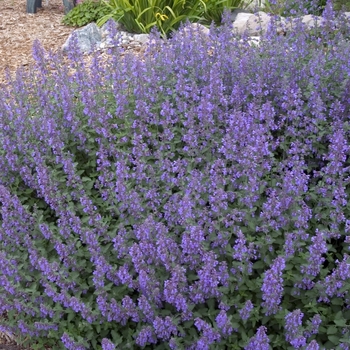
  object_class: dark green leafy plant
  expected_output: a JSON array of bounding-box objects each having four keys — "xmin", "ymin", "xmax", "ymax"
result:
[{"xmin": 62, "ymin": 0, "xmax": 111, "ymax": 27}]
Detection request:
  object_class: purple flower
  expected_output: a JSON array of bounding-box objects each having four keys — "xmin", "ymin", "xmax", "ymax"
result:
[
  {"xmin": 215, "ymin": 310, "xmax": 233, "ymax": 336},
  {"xmin": 194, "ymin": 318, "xmax": 221, "ymax": 344},
  {"xmin": 306, "ymin": 340, "xmax": 319, "ymax": 350},
  {"xmin": 138, "ymin": 295, "xmax": 155, "ymax": 323},
  {"xmin": 318, "ymin": 254, "xmax": 350, "ymax": 301},
  {"xmin": 239, "ymin": 300, "xmax": 254, "ymax": 321},
  {"xmin": 153, "ymin": 316, "xmax": 178, "ymax": 340},
  {"xmin": 285, "ymin": 310, "xmax": 306, "ymax": 348},
  {"xmin": 135, "ymin": 326, "xmax": 157, "ymax": 347},
  {"xmin": 307, "ymin": 314, "xmax": 322, "ymax": 336},
  {"xmin": 122, "ymin": 296, "xmax": 139, "ymax": 323},
  {"xmin": 61, "ymin": 333, "xmax": 86, "ymax": 350},
  {"xmin": 301, "ymin": 230, "xmax": 327, "ymax": 277},
  {"xmin": 261, "ymin": 256, "xmax": 285, "ymax": 315},
  {"xmin": 180, "ymin": 225, "xmax": 205, "ymax": 268},
  {"xmin": 195, "ymin": 251, "xmax": 221, "ymax": 299},
  {"xmin": 245, "ymin": 326, "xmax": 270, "ymax": 350},
  {"xmin": 101, "ymin": 338, "xmax": 115, "ymax": 350}
]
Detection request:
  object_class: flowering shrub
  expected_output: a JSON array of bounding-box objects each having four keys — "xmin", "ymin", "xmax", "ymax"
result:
[{"xmin": 0, "ymin": 5, "xmax": 350, "ymax": 349}]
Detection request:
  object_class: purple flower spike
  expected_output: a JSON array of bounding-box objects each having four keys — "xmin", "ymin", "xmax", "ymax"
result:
[
  {"xmin": 245, "ymin": 326, "xmax": 270, "ymax": 350},
  {"xmin": 261, "ymin": 256, "xmax": 285, "ymax": 315}
]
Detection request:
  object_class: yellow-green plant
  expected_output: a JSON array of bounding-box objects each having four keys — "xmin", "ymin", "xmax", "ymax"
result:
[{"xmin": 96, "ymin": 0, "xmax": 208, "ymax": 37}]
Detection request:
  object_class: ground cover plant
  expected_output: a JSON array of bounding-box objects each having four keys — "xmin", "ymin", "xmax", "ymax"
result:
[
  {"xmin": 62, "ymin": 0, "xmax": 112, "ymax": 27},
  {"xmin": 1, "ymin": 1, "xmax": 350, "ymax": 349}
]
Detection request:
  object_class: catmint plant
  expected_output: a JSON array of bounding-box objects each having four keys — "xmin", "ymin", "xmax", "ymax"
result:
[{"xmin": 0, "ymin": 2, "xmax": 350, "ymax": 349}]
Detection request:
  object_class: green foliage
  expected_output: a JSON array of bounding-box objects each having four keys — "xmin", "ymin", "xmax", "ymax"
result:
[
  {"xmin": 259, "ymin": 0, "xmax": 350, "ymax": 16},
  {"xmin": 333, "ymin": 0, "xmax": 350, "ymax": 11},
  {"xmin": 95, "ymin": 0, "xmax": 256, "ymax": 37},
  {"xmin": 95, "ymin": 0, "xmax": 206, "ymax": 36},
  {"xmin": 260, "ymin": 0, "xmax": 327, "ymax": 16},
  {"xmin": 62, "ymin": 0, "xmax": 111, "ymax": 27}
]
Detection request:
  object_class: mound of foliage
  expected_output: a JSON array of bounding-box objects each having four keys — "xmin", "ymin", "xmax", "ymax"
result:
[
  {"xmin": 62, "ymin": 0, "xmax": 112, "ymax": 27},
  {"xmin": 1, "ymin": 4, "xmax": 350, "ymax": 350}
]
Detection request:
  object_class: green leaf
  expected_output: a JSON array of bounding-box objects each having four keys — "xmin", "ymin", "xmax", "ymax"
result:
[
  {"xmin": 67, "ymin": 312, "xmax": 75, "ymax": 323},
  {"xmin": 253, "ymin": 260, "xmax": 265, "ymax": 269},
  {"xmin": 334, "ymin": 319, "xmax": 347, "ymax": 327},
  {"xmin": 328, "ymin": 335, "xmax": 340, "ymax": 345},
  {"xmin": 327, "ymin": 326, "xmax": 338, "ymax": 335}
]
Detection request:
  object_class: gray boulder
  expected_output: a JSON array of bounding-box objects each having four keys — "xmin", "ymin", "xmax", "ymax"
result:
[
  {"xmin": 62, "ymin": 23, "xmax": 102, "ymax": 54},
  {"xmin": 232, "ymin": 11, "xmax": 254, "ymax": 35},
  {"xmin": 299, "ymin": 14, "xmax": 326, "ymax": 28},
  {"xmin": 244, "ymin": 11, "xmax": 271, "ymax": 35},
  {"xmin": 231, "ymin": 9, "xmax": 253, "ymax": 22},
  {"xmin": 133, "ymin": 34, "xmax": 151, "ymax": 45},
  {"xmin": 343, "ymin": 12, "xmax": 350, "ymax": 20},
  {"xmin": 182, "ymin": 23, "xmax": 210, "ymax": 37},
  {"xmin": 233, "ymin": 11, "xmax": 287, "ymax": 36}
]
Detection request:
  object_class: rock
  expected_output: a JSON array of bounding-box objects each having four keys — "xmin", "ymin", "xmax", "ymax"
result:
[
  {"xmin": 231, "ymin": 9, "xmax": 254, "ymax": 22},
  {"xmin": 133, "ymin": 34, "xmax": 150, "ymax": 45},
  {"xmin": 248, "ymin": 36, "xmax": 261, "ymax": 46},
  {"xmin": 299, "ymin": 14, "xmax": 326, "ymax": 28},
  {"xmin": 244, "ymin": 11, "xmax": 271, "ymax": 35},
  {"xmin": 232, "ymin": 11, "xmax": 254, "ymax": 35},
  {"xmin": 239, "ymin": 36, "xmax": 261, "ymax": 47},
  {"xmin": 62, "ymin": 23, "xmax": 102, "ymax": 53},
  {"xmin": 61, "ymin": 11, "xmax": 350, "ymax": 55},
  {"xmin": 233, "ymin": 11, "xmax": 288, "ymax": 36},
  {"xmin": 343, "ymin": 12, "xmax": 350, "ymax": 21},
  {"xmin": 182, "ymin": 23, "xmax": 210, "ymax": 37}
]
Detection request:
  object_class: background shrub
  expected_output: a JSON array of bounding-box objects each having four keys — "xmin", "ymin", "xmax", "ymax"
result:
[
  {"xmin": 333, "ymin": 0, "xmax": 350, "ymax": 12},
  {"xmin": 0, "ymin": 9, "xmax": 350, "ymax": 350},
  {"xmin": 95, "ymin": 0, "xmax": 253, "ymax": 36},
  {"xmin": 62, "ymin": 0, "xmax": 111, "ymax": 27},
  {"xmin": 261, "ymin": 0, "xmax": 327, "ymax": 16}
]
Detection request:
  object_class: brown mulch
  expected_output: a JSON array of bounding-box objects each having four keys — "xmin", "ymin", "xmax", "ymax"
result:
[
  {"xmin": 0, "ymin": 0, "xmax": 150, "ymax": 87},
  {"xmin": 0, "ymin": 0, "xmax": 75, "ymax": 84}
]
